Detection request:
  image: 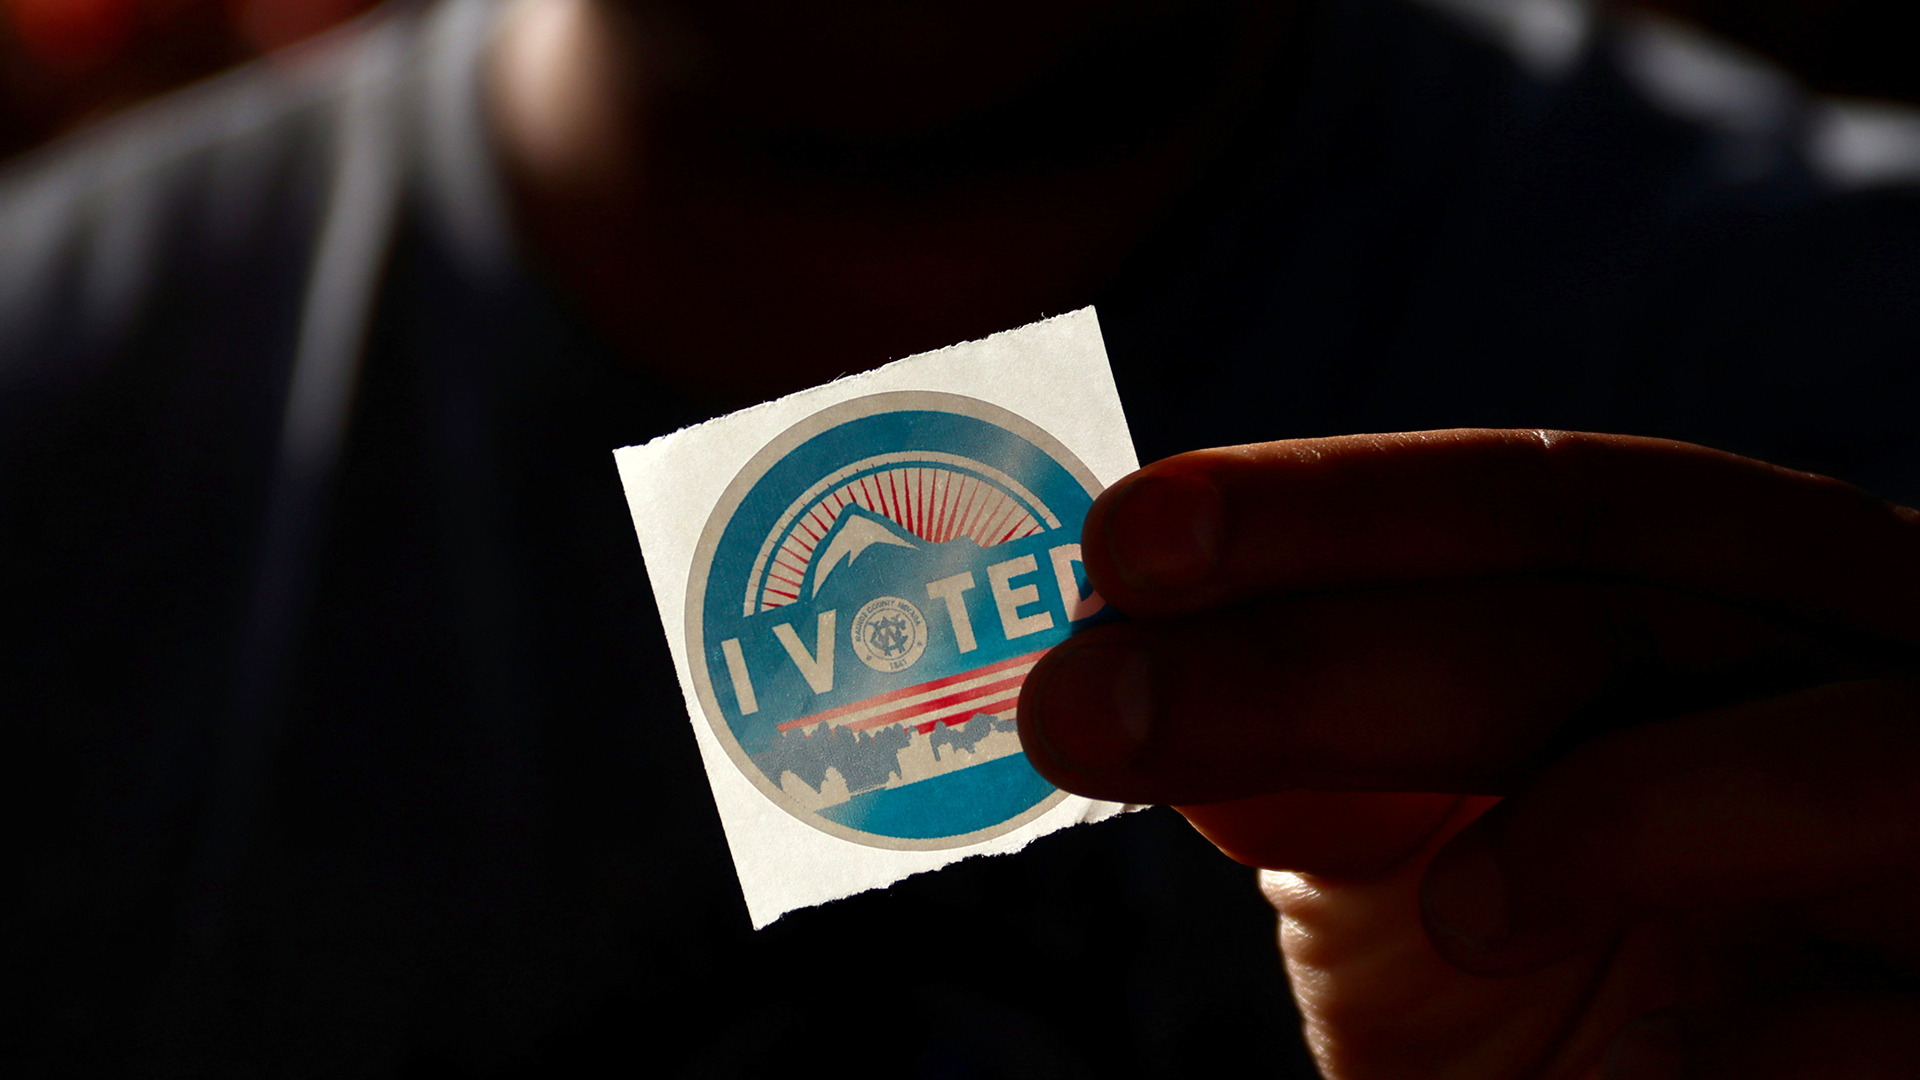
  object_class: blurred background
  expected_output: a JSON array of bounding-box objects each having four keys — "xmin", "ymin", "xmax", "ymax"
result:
[
  {"xmin": 3, "ymin": 0, "xmax": 1916, "ymax": 166},
  {"xmin": 0, "ymin": 0, "xmax": 379, "ymax": 159},
  {"xmin": 3, "ymin": 0, "xmax": 1918, "ymax": 165}
]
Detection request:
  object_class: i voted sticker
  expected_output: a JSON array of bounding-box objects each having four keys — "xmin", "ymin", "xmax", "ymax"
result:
[
  {"xmin": 684, "ymin": 391, "xmax": 1113, "ymax": 849},
  {"xmin": 619, "ymin": 307, "xmax": 1137, "ymax": 924}
]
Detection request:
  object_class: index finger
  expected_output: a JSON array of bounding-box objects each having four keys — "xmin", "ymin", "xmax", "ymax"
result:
[{"xmin": 1088, "ymin": 430, "xmax": 1920, "ymax": 643}]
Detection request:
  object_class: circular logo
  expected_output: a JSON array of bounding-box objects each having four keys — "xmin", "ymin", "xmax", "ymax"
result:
[
  {"xmin": 850, "ymin": 596, "xmax": 927, "ymax": 673},
  {"xmin": 684, "ymin": 391, "xmax": 1112, "ymax": 849}
]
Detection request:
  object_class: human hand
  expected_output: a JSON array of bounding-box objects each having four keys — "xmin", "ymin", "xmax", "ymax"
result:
[{"xmin": 1017, "ymin": 430, "xmax": 1920, "ymax": 1078}]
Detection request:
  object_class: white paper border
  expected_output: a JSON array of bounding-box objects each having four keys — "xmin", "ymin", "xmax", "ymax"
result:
[{"xmin": 615, "ymin": 307, "xmax": 1140, "ymax": 928}]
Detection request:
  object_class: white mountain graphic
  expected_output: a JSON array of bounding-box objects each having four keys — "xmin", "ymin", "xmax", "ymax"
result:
[{"xmin": 811, "ymin": 510, "xmax": 918, "ymax": 598}]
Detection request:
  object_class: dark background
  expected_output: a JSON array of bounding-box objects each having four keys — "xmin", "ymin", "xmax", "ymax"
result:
[
  {"xmin": 5, "ymin": 2, "xmax": 1917, "ymax": 1078},
  {"xmin": 5, "ymin": 0, "xmax": 1916, "ymax": 165}
]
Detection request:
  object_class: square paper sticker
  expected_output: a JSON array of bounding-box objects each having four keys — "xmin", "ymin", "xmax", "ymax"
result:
[{"xmin": 614, "ymin": 307, "xmax": 1140, "ymax": 928}]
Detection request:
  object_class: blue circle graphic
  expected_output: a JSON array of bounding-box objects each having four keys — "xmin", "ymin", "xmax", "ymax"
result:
[{"xmin": 689, "ymin": 396, "xmax": 1110, "ymax": 846}]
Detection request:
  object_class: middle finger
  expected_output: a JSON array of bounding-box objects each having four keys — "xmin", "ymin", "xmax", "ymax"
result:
[{"xmin": 1018, "ymin": 578, "xmax": 1872, "ymax": 804}]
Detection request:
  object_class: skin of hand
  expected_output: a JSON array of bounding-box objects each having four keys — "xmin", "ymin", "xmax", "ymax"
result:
[{"xmin": 1017, "ymin": 429, "xmax": 1920, "ymax": 1079}]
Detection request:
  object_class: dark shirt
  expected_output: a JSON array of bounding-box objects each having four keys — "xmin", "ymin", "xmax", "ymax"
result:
[{"xmin": 3, "ymin": 0, "xmax": 1916, "ymax": 1074}]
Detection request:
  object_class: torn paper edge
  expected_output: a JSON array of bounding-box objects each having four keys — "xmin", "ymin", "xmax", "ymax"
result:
[{"xmin": 614, "ymin": 307, "xmax": 1141, "ymax": 928}]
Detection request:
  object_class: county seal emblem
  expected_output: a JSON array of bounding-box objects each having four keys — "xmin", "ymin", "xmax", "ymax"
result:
[{"xmin": 684, "ymin": 391, "xmax": 1112, "ymax": 849}]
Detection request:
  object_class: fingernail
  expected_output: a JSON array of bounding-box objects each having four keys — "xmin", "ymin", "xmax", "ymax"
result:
[
  {"xmin": 1604, "ymin": 1014, "xmax": 1686, "ymax": 1080},
  {"xmin": 1103, "ymin": 472, "xmax": 1223, "ymax": 591},
  {"xmin": 1420, "ymin": 823, "xmax": 1510, "ymax": 950},
  {"xmin": 1024, "ymin": 643, "xmax": 1153, "ymax": 773}
]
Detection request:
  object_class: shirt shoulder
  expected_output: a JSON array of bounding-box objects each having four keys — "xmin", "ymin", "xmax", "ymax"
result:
[{"xmin": 0, "ymin": 0, "xmax": 511, "ymax": 410}]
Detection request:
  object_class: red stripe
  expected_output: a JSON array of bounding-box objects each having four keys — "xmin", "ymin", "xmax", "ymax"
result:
[
  {"xmin": 975, "ymin": 497, "xmax": 1012, "ymax": 546},
  {"xmin": 774, "ymin": 649, "xmax": 1047, "ymax": 731},
  {"xmin": 921, "ymin": 468, "xmax": 936, "ymax": 541},
  {"xmin": 840, "ymin": 674, "xmax": 1027, "ymax": 733},
  {"xmin": 907, "ymin": 468, "xmax": 921, "ymax": 538},
  {"xmin": 920, "ymin": 468, "xmax": 933, "ymax": 539},
  {"xmin": 932, "ymin": 471, "xmax": 951, "ymax": 543},
  {"xmin": 921, "ymin": 469, "xmax": 934, "ymax": 537},
  {"xmin": 905, "ymin": 691, "xmax": 1023, "ymax": 735},
  {"xmin": 962, "ymin": 479, "xmax": 988, "ymax": 541},
  {"xmin": 974, "ymin": 486, "xmax": 1001, "ymax": 542},
  {"xmin": 956, "ymin": 482, "xmax": 986, "ymax": 543}
]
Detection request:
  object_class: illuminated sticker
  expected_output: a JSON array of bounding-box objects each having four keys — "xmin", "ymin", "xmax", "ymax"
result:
[{"xmin": 685, "ymin": 391, "xmax": 1113, "ymax": 849}]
